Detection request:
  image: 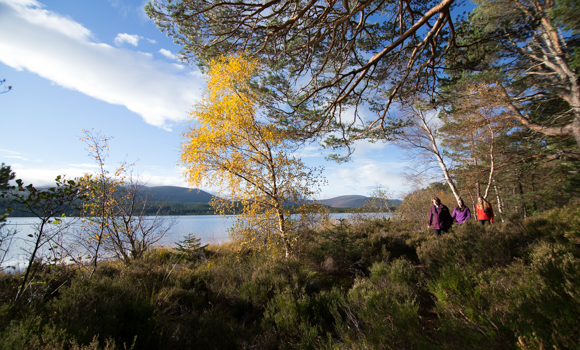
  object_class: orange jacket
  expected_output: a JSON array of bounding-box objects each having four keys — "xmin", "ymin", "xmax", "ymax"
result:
[{"xmin": 476, "ymin": 204, "xmax": 494, "ymax": 223}]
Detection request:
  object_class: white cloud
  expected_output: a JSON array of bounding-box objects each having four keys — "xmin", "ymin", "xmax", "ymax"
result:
[
  {"xmin": 114, "ymin": 33, "xmax": 140, "ymax": 46},
  {"xmin": 4, "ymin": 155, "xmax": 31, "ymax": 161},
  {"xmin": 1, "ymin": 149, "xmax": 42, "ymax": 162},
  {"xmin": 9, "ymin": 164, "xmax": 189, "ymax": 188},
  {"xmin": 141, "ymin": 174, "xmax": 189, "ymax": 187},
  {"xmin": 0, "ymin": 0, "xmax": 204, "ymax": 129},
  {"xmin": 352, "ymin": 140, "xmax": 389, "ymax": 157},
  {"xmin": 159, "ymin": 48, "xmax": 176, "ymax": 60},
  {"xmin": 0, "ymin": 149, "xmax": 22, "ymax": 155},
  {"xmin": 68, "ymin": 163, "xmax": 102, "ymax": 168},
  {"xmin": 322, "ymin": 161, "xmax": 407, "ymax": 199},
  {"xmin": 291, "ymin": 144, "xmax": 326, "ymax": 159},
  {"xmin": 146, "ymin": 38, "xmax": 156, "ymax": 44},
  {"xmin": 9, "ymin": 165, "xmax": 94, "ymax": 187}
]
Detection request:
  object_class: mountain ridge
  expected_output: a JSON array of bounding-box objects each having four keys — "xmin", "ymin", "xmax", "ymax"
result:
[{"xmin": 143, "ymin": 186, "xmax": 401, "ymax": 208}]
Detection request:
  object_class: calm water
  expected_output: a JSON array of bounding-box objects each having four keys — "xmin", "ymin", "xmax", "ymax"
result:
[{"xmin": 1, "ymin": 213, "xmax": 389, "ymax": 268}]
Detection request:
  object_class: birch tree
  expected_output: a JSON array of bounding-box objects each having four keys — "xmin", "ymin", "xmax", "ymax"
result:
[
  {"xmin": 395, "ymin": 101, "xmax": 461, "ymax": 202},
  {"xmin": 439, "ymin": 83, "xmax": 512, "ymax": 201},
  {"xmin": 180, "ymin": 54, "xmax": 325, "ymax": 258}
]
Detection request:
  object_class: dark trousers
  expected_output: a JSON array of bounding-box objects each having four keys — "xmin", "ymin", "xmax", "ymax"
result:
[
  {"xmin": 434, "ymin": 228, "xmax": 448, "ymax": 236},
  {"xmin": 479, "ymin": 220, "xmax": 491, "ymax": 225}
]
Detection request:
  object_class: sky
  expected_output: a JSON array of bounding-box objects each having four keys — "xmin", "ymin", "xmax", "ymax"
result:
[{"xmin": 0, "ymin": 0, "xmax": 414, "ymax": 200}]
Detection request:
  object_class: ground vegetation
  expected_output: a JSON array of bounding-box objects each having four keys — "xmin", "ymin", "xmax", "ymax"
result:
[{"xmin": 0, "ymin": 199, "xmax": 579, "ymax": 349}]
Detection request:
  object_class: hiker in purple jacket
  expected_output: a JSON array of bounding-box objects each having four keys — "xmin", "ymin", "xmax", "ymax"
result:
[
  {"xmin": 427, "ymin": 197, "xmax": 452, "ymax": 236},
  {"xmin": 452, "ymin": 198, "xmax": 471, "ymax": 224}
]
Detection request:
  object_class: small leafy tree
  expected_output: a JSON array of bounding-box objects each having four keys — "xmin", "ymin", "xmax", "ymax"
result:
[
  {"xmin": 0, "ymin": 165, "xmax": 17, "ymax": 270},
  {"xmin": 397, "ymin": 182, "xmax": 456, "ymax": 229},
  {"xmin": 0, "ymin": 163, "xmax": 15, "ymax": 222},
  {"xmin": 180, "ymin": 54, "xmax": 325, "ymax": 258},
  {"xmin": 77, "ymin": 130, "xmax": 129, "ymax": 274},
  {"xmin": 7, "ymin": 176, "xmax": 87, "ymax": 300},
  {"xmin": 78, "ymin": 131, "xmax": 173, "ymax": 266},
  {"xmin": 101, "ymin": 175, "xmax": 174, "ymax": 264}
]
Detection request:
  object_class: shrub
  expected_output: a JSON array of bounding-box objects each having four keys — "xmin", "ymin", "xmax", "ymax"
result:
[
  {"xmin": 45, "ymin": 275, "xmax": 158, "ymax": 348},
  {"xmin": 429, "ymin": 241, "xmax": 580, "ymax": 349},
  {"xmin": 418, "ymin": 221, "xmax": 517, "ymax": 273},
  {"xmin": 262, "ymin": 287, "xmax": 346, "ymax": 349},
  {"xmin": 338, "ymin": 260, "xmax": 425, "ymax": 349},
  {"xmin": 239, "ymin": 258, "xmax": 311, "ymax": 308}
]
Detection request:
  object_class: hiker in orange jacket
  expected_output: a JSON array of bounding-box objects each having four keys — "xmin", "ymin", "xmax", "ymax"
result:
[{"xmin": 476, "ymin": 196, "xmax": 494, "ymax": 225}]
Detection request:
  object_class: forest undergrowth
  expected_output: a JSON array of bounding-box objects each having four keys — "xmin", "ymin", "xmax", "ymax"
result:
[{"xmin": 1, "ymin": 203, "xmax": 579, "ymax": 350}]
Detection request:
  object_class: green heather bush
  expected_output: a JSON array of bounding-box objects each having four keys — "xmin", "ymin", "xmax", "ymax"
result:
[
  {"xmin": 239, "ymin": 258, "xmax": 311, "ymax": 308},
  {"xmin": 0, "ymin": 205, "xmax": 579, "ymax": 349},
  {"xmin": 313, "ymin": 219, "xmax": 367, "ymax": 274},
  {"xmin": 418, "ymin": 222, "xmax": 517, "ymax": 273},
  {"xmin": 430, "ymin": 245, "xmax": 580, "ymax": 349},
  {"xmin": 0, "ymin": 317, "xmax": 125, "ymax": 350},
  {"xmin": 311, "ymin": 217, "xmax": 419, "ymax": 279},
  {"xmin": 263, "ymin": 287, "xmax": 346, "ymax": 349},
  {"xmin": 429, "ymin": 265, "xmax": 504, "ymax": 349},
  {"xmin": 46, "ymin": 275, "xmax": 159, "ymax": 349},
  {"xmin": 507, "ymin": 242, "xmax": 580, "ymax": 349},
  {"xmin": 342, "ymin": 260, "xmax": 424, "ymax": 349},
  {"xmin": 427, "ymin": 206, "xmax": 580, "ymax": 349}
]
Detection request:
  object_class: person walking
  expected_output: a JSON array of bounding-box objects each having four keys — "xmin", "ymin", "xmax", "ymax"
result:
[
  {"xmin": 452, "ymin": 198, "xmax": 471, "ymax": 224},
  {"xmin": 427, "ymin": 197, "xmax": 452, "ymax": 236},
  {"xmin": 476, "ymin": 196, "xmax": 494, "ymax": 225}
]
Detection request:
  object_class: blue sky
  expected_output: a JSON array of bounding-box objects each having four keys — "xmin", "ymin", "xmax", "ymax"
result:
[{"xmin": 0, "ymin": 0, "xmax": 412, "ymax": 199}]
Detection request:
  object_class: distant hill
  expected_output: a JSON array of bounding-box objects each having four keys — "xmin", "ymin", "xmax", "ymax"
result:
[
  {"xmin": 2, "ymin": 185, "xmax": 401, "ymax": 216},
  {"xmin": 141, "ymin": 188, "xmax": 403, "ymax": 208},
  {"xmin": 316, "ymin": 195, "xmax": 370, "ymax": 208},
  {"xmin": 141, "ymin": 186, "xmax": 216, "ymax": 204},
  {"xmin": 316, "ymin": 195, "xmax": 402, "ymax": 208}
]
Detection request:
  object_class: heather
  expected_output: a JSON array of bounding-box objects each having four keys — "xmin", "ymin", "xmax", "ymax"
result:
[{"xmin": 1, "ymin": 203, "xmax": 578, "ymax": 350}]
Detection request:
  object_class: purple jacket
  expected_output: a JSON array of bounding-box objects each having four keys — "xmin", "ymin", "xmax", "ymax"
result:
[
  {"xmin": 428, "ymin": 204, "xmax": 452, "ymax": 230},
  {"xmin": 452, "ymin": 206, "xmax": 471, "ymax": 224}
]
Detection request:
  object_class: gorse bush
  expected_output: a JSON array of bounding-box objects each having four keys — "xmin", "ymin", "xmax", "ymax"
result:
[{"xmin": 0, "ymin": 204, "xmax": 579, "ymax": 349}]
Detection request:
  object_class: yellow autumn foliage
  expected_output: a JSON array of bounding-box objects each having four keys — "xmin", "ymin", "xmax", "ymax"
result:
[{"xmin": 181, "ymin": 54, "xmax": 326, "ymax": 257}]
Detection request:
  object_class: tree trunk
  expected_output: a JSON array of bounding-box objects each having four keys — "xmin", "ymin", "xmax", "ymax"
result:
[
  {"xmin": 518, "ymin": 177, "xmax": 527, "ymax": 219},
  {"xmin": 513, "ymin": 185, "xmax": 518, "ymax": 214},
  {"xmin": 571, "ymin": 115, "xmax": 580, "ymax": 150},
  {"xmin": 467, "ymin": 187, "xmax": 477, "ymax": 220},
  {"xmin": 276, "ymin": 205, "xmax": 290, "ymax": 258},
  {"xmin": 89, "ymin": 178, "xmax": 108, "ymax": 279},
  {"xmin": 419, "ymin": 110, "xmax": 461, "ymax": 202},
  {"xmin": 483, "ymin": 123, "xmax": 495, "ymax": 199},
  {"xmin": 16, "ymin": 220, "xmax": 46, "ymax": 300},
  {"xmin": 493, "ymin": 179, "xmax": 504, "ymax": 223}
]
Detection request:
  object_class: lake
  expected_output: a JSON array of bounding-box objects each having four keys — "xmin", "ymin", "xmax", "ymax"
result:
[{"xmin": 1, "ymin": 213, "xmax": 391, "ymax": 269}]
